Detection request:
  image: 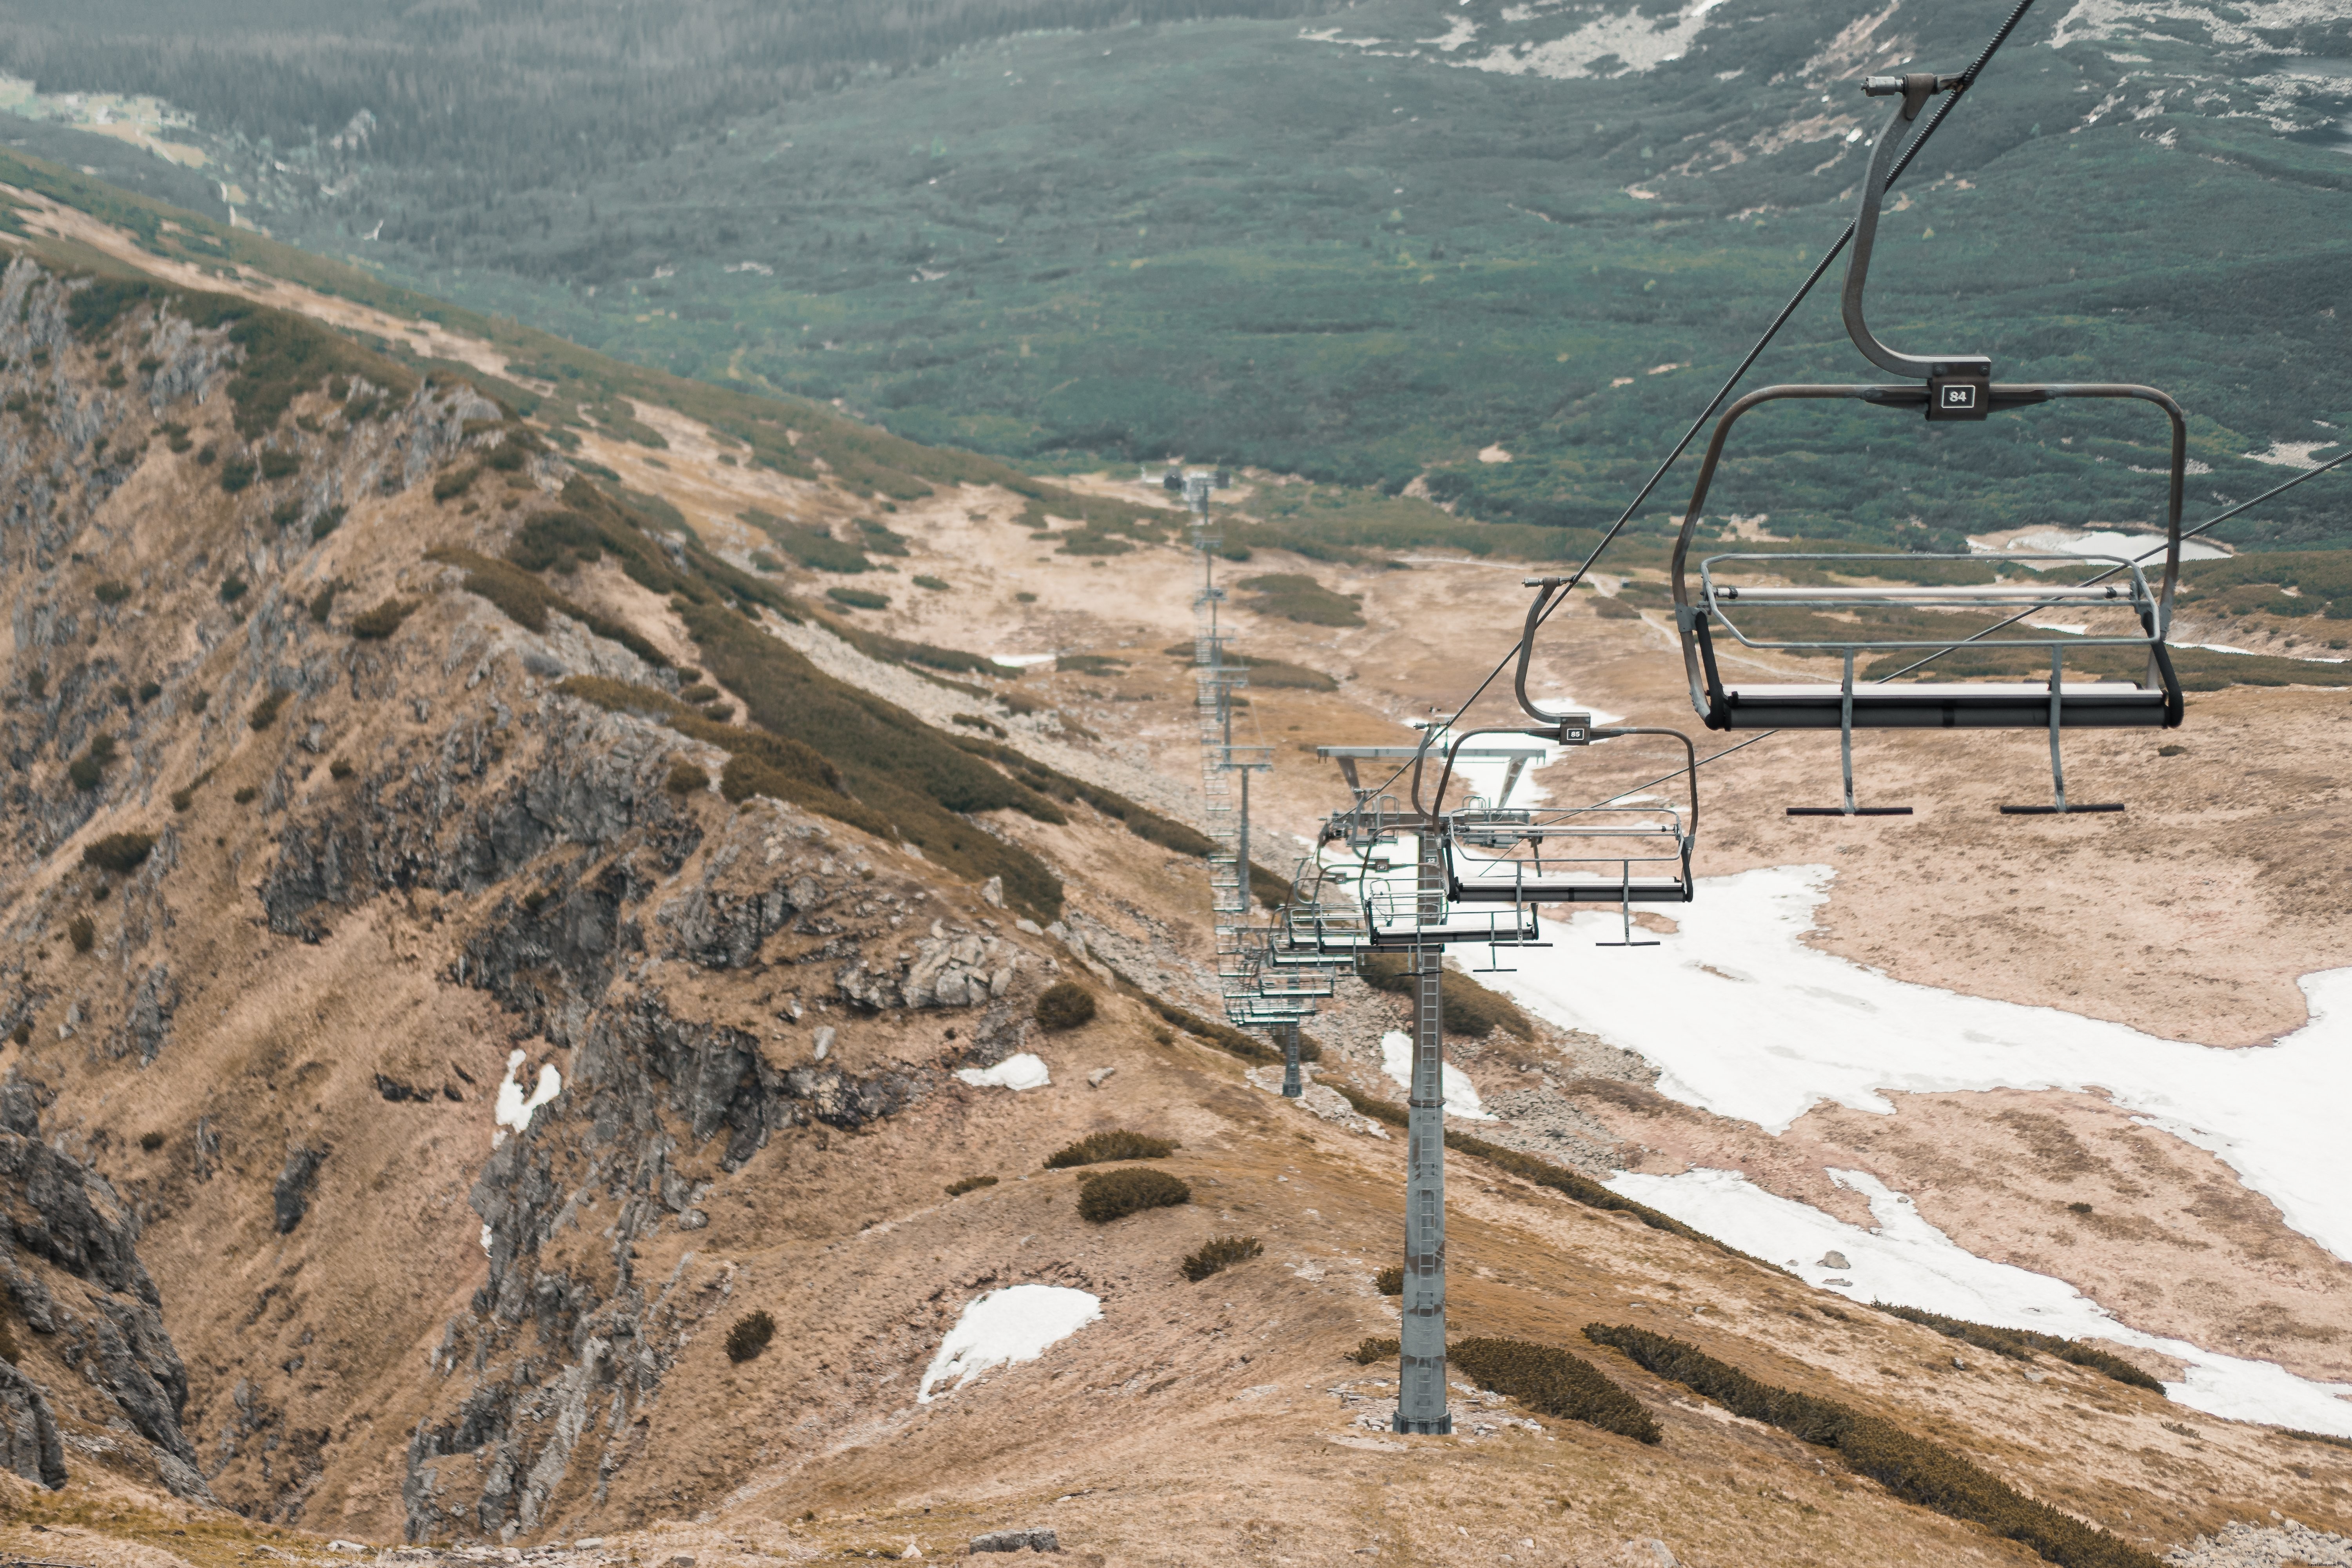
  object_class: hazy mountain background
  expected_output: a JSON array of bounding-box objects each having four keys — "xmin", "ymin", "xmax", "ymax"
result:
[{"xmin": 3, "ymin": 0, "xmax": 2347, "ymax": 542}]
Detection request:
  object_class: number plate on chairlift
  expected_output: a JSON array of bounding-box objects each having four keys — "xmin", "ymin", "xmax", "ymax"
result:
[{"xmin": 1927, "ymin": 375, "xmax": 1991, "ymax": 421}]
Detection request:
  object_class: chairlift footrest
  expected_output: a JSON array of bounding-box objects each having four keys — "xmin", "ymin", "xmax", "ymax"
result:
[
  {"xmin": 1786, "ymin": 806, "xmax": 1914, "ymax": 817},
  {"xmin": 1998, "ymin": 803, "xmax": 2125, "ymax": 815},
  {"xmin": 1595, "ymin": 940, "xmax": 1662, "ymax": 948}
]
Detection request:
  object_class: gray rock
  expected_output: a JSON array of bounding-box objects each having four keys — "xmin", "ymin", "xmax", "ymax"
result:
[
  {"xmin": 274, "ymin": 1144, "xmax": 330, "ymax": 1234},
  {"xmin": 1817, "ymin": 1251, "xmax": 1849, "ymax": 1270},
  {"xmin": 971, "ymin": 1528, "xmax": 1059, "ymax": 1553},
  {"xmin": 0, "ymin": 1356, "xmax": 65, "ymax": 1488}
]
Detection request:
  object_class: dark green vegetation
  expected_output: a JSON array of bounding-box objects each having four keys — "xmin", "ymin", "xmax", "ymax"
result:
[
  {"xmin": 67, "ymin": 734, "xmax": 117, "ymax": 792},
  {"xmin": 1374, "ymin": 1266, "xmax": 1403, "ymax": 1297},
  {"xmin": 1449, "ymin": 1336, "xmax": 1660, "ymax": 1444},
  {"xmin": 81, "ymin": 831, "xmax": 156, "ymax": 873},
  {"xmin": 67, "ymin": 914, "xmax": 95, "ymax": 953},
  {"xmin": 1584, "ymin": 1323, "xmax": 2161, "ymax": 1568},
  {"xmin": 248, "ymin": 691, "xmax": 288, "ymax": 731},
  {"xmin": 1180, "ymin": 1234, "xmax": 1262, "ymax": 1282},
  {"xmin": 1871, "ymin": 1303, "xmax": 2165, "ymax": 1394},
  {"xmin": 1352, "ymin": 1336, "xmax": 1401, "ymax": 1364},
  {"xmin": 944, "ymin": 1174, "xmax": 999, "ymax": 1198},
  {"xmin": 1357, "ymin": 953, "xmax": 1531, "ymax": 1040},
  {"xmin": 1136, "ymin": 992, "xmax": 1320, "ymax": 1068},
  {"xmin": 348, "ymin": 597, "xmax": 417, "ymax": 640},
  {"xmin": 1238, "ymin": 573, "xmax": 1364, "ymax": 627},
  {"xmin": 1161, "ymin": 644, "xmax": 1339, "ymax": 691},
  {"xmin": 17, "ymin": 0, "xmax": 2345, "ymax": 555},
  {"xmin": 1034, "ymin": 980, "xmax": 1099, "ymax": 1032},
  {"xmin": 663, "ymin": 759, "xmax": 709, "ymax": 796},
  {"xmin": 724, "ymin": 1310, "xmax": 777, "ymax": 1365},
  {"xmin": 1075, "ymin": 1167, "xmax": 1191, "ymax": 1223},
  {"xmin": 1044, "ymin": 1129, "xmax": 1176, "ymax": 1169}
]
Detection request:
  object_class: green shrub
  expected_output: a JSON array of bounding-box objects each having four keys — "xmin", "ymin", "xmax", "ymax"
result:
[
  {"xmin": 218, "ymin": 576, "xmax": 248, "ymax": 604},
  {"xmin": 1141, "ymin": 995, "xmax": 1282, "ymax": 1065},
  {"xmin": 1014, "ymin": 591, "xmax": 1038, "ymax": 603},
  {"xmin": 82, "ymin": 832, "xmax": 157, "ymax": 873},
  {"xmin": 259, "ymin": 449, "xmax": 301, "ymax": 480},
  {"xmin": 1870, "ymin": 1303, "xmax": 2164, "ymax": 1394},
  {"xmin": 433, "ymin": 462, "xmax": 482, "ymax": 503},
  {"xmin": 664, "ymin": 758, "xmax": 709, "ymax": 795},
  {"xmin": 1583, "ymin": 1323, "xmax": 2160, "ymax": 1568},
  {"xmin": 328, "ymin": 758, "xmax": 354, "ymax": 781},
  {"xmin": 826, "ymin": 586, "xmax": 890, "ymax": 611},
  {"xmin": 310, "ymin": 505, "xmax": 347, "ymax": 542},
  {"xmin": 67, "ymin": 915, "xmax": 95, "ymax": 953},
  {"xmin": 854, "ymin": 517, "xmax": 911, "ymax": 555},
  {"xmin": 1356, "ymin": 955, "xmax": 1532, "ymax": 1040},
  {"xmin": 945, "ymin": 1175, "xmax": 998, "ymax": 1198},
  {"xmin": 1351, "ymin": 1336, "xmax": 1400, "ymax": 1364},
  {"xmin": 250, "ymin": 690, "xmax": 289, "ymax": 730},
  {"xmin": 1045, "ymin": 1129, "xmax": 1176, "ymax": 1169},
  {"xmin": 233, "ymin": 785, "xmax": 260, "ymax": 804},
  {"xmin": 1180, "ymin": 1234, "xmax": 1263, "ymax": 1282},
  {"xmin": 1056, "ymin": 653, "xmax": 1127, "ymax": 676},
  {"xmin": 67, "ymin": 735, "xmax": 118, "ymax": 792},
  {"xmin": 218, "ymin": 454, "xmax": 257, "ymax": 493},
  {"xmin": 1238, "ymin": 573, "xmax": 1364, "ymax": 627},
  {"xmin": 350, "ymin": 597, "xmax": 419, "ymax": 639},
  {"xmin": 913, "ymin": 575, "xmax": 950, "ymax": 591},
  {"xmin": 7, "ymin": 1021, "xmax": 27, "ymax": 1047},
  {"xmin": 426, "ymin": 547, "xmax": 668, "ymax": 667},
  {"xmin": 724, "ymin": 1310, "xmax": 776, "ymax": 1364},
  {"xmin": 1076, "ymin": 1167, "xmax": 1191, "ymax": 1223},
  {"xmin": 677, "ymin": 683, "xmax": 720, "ymax": 704},
  {"xmin": 137, "ymin": 681, "xmax": 162, "ymax": 704},
  {"xmin": 742, "ymin": 510, "xmax": 870, "ymax": 573},
  {"xmin": 1450, "ymin": 1336, "xmax": 1659, "ymax": 1444},
  {"xmin": 1375, "ymin": 1266, "xmax": 1403, "ymax": 1296},
  {"xmin": 94, "ymin": 579, "xmax": 132, "ymax": 606},
  {"xmin": 308, "ymin": 582, "xmax": 341, "ymax": 624},
  {"xmin": 1034, "ymin": 980, "xmax": 1098, "ymax": 1031}
]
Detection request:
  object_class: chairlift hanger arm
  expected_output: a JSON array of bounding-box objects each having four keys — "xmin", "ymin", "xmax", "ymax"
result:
[{"xmin": 1844, "ymin": 75, "xmax": 1980, "ymax": 381}]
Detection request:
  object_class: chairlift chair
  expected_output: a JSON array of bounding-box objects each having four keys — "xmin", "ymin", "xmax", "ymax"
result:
[{"xmin": 1664, "ymin": 71, "xmax": 2187, "ymax": 816}]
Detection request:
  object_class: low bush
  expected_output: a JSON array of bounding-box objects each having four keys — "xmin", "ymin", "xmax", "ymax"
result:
[
  {"xmin": 1450, "ymin": 1336, "xmax": 1660, "ymax": 1443},
  {"xmin": 218, "ymin": 454, "xmax": 257, "ymax": 493},
  {"xmin": 1181, "ymin": 1234, "xmax": 1262, "ymax": 1283},
  {"xmin": 1045, "ymin": 1130, "xmax": 1177, "ymax": 1169},
  {"xmin": 83, "ymin": 832, "xmax": 157, "ymax": 873},
  {"xmin": 250, "ymin": 690, "xmax": 288, "ymax": 730},
  {"xmin": 1375, "ymin": 1266, "xmax": 1404, "ymax": 1296},
  {"xmin": 1583, "ymin": 1323, "xmax": 2160, "ymax": 1568},
  {"xmin": 664, "ymin": 758, "xmax": 708, "ymax": 795},
  {"xmin": 218, "ymin": 576, "xmax": 248, "ymax": 604},
  {"xmin": 945, "ymin": 1175, "xmax": 998, "ymax": 1198},
  {"xmin": 433, "ymin": 462, "xmax": 482, "ymax": 503},
  {"xmin": 826, "ymin": 586, "xmax": 890, "ymax": 611},
  {"xmin": 328, "ymin": 758, "xmax": 355, "ymax": 781},
  {"xmin": 426, "ymin": 547, "xmax": 667, "ymax": 667},
  {"xmin": 136, "ymin": 681, "xmax": 162, "ymax": 704},
  {"xmin": 309, "ymin": 582, "xmax": 342, "ymax": 624},
  {"xmin": 677, "ymin": 683, "xmax": 720, "ymax": 704},
  {"xmin": 1871, "ymin": 1303, "xmax": 2164, "ymax": 1394},
  {"xmin": 94, "ymin": 580, "xmax": 132, "ymax": 606},
  {"xmin": 350, "ymin": 597, "xmax": 419, "ymax": 639},
  {"xmin": 1056, "ymin": 653, "xmax": 1127, "ymax": 676},
  {"xmin": 1357, "ymin": 955, "xmax": 1532, "ymax": 1040},
  {"xmin": 1076, "ymin": 1167, "xmax": 1190, "ymax": 1223},
  {"xmin": 914, "ymin": 575, "xmax": 950, "ymax": 591},
  {"xmin": 67, "ymin": 915, "xmax": 95, "ymax": 953},
  {"xmin": 1238, "ymin": 573, "xmax": 1364, "ymax": 627},
  {"xmin": 233, "ymin": 786, "xmax": 259, "ymax": 804},
  {"xmin": 310, "ymin": 505, "xmax": 347, "ymax": 542},
  {"xmin": 1035, "ymin": 980, "xmax": 1098, "ymax": 1031},
  {"xmin": 724, "ymin": 1310, "xmax": 776, "ymax": 1364},
  {"xmin": 742, "ymin": 510, "xmax": 871, "ymax": 573},
  {"xmin": 67, "ymin": 735, "xmax": 118, "ymax": 792},
  {"xmin": 1351, "ymin": 1336, "xmax": 1400, "ymax": 1364},
  {"xmin": 260, "ymin": 448, "xmax": 300, "ymax": 480}
]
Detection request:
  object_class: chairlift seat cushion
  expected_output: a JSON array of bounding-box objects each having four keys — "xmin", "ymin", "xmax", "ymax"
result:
[
  {"xmin": 1453, "ymin": 873, "xmax": 1689, "ymax": 904},
  {"xmin": 1718, "ymin": 680, "xmax": 2169, "ymax": 730}
]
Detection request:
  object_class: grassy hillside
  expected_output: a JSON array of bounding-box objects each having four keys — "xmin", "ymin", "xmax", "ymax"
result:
[{"xmin": 5, "ymin": 0, "xmax": 2347, "ymax": 552}]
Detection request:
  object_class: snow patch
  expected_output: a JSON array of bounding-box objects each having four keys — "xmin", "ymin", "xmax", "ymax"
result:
[
  {"xmin": 1608, "ymin": 1165, "xmax": 2352, "ymax": 1436},
  {"xmin": 918, "ymin": 1284, "xmax": 1102, "ymax": 1402},
  {"xmin": 1379, "ymin": 1029, "xmax": 1495, "ymax": 1120},
  {"xmin": 494, "ymin": 1049, "xmax": 562, "ymax": 1140},
  {"xmin": 1970, "ymin": 528, "xmax": 2229, "ymax": 566},
  {"xmin": 989, "ymin": 653, "xmax": 1056, "ymax": 668},
  {"xmin": 956, "ymin": 1052, "xmax": 1051, "ymax": 1091}
]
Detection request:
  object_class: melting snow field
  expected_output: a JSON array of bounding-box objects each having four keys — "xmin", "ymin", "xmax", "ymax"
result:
[
  {"xmin": 1482, "ymin": 864, "xmax": 2352, "ymax": 1434},
  {"xmin": 956, "ymin": 1052, "xmax": 1051, "ymax": 1091},
  {"xmin": 918, "ymin": 1285, "xmax": 1102, "ymax": 1403}
]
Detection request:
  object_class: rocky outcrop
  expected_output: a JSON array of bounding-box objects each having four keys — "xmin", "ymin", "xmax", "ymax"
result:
[{"xmin": 0, "ymin": 1102, "xmax": 209, "ymax": 1499}]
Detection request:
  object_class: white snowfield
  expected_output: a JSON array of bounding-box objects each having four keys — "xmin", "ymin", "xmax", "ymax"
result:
[
  {"xmin": 956, "ymin": 1052, "xmax": 1051, "ymax": 1091},
  {"xmin": 494, "ymin": 1049, "xmax": 562, "ymax": 1140},
  {"xmin": 918, "ymin": 1285, "xmax": 1103, "ymax": 1403},
  {"xmin": 1485, "ymin": 864, "xmax": 2352, "ymax": 1434}
]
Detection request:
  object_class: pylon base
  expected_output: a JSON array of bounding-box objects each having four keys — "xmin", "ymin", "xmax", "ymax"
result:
[{"xmin": 1392, "ymin": 1412, "xmax": 1453, "ymax": 1436}]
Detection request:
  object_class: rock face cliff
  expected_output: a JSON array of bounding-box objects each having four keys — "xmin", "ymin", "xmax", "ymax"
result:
[
  {"xmin": 0, "ymin": 251, "xmax": 1065, "ymax": 1533},
  {"xmin": 0, "ymin": 1081, "xmax": 208, "ymax": 1499}
]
